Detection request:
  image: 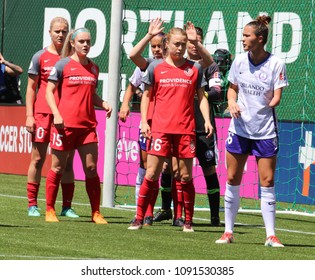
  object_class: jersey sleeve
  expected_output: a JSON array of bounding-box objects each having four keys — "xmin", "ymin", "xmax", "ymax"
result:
[
  {"xmin": 27, "ymin": 49, "xmax": 45, "ymax": 76},
  {"xmin": 273, "ymin": 59, "xmax": 289, "ymax": 90},
  {"xmin": 129, "ymin": 67, "xmax": 143, "ymax": 88},
  {"xmin": 196, "ymin": 63, "xmax": 207, "ymax": 89},
  {"xmin": 142, "ymin": 61, "xmax": 156, "ymax": 86},
  {"xmin": 48, "ymin": 57, "xmax": 70, "ymax": 82}
]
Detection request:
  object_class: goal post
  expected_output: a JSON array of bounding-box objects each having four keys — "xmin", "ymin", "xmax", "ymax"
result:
[{"xmin": 102, "ymin": 0, "xmax": 123, "ymax": 208}]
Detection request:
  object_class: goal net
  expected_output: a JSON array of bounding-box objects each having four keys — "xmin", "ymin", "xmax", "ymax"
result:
[{"xmin": 114, "ymin": 0, "xmax": 315, "ymax": 215}]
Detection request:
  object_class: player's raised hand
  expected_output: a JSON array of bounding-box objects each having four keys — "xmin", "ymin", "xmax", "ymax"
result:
[
  {"xmin": 185, "ymin": 21, "xmax": 197, "ymax": 43},
  {"xmin": 148, "ymin": 17, "xmax": 164, "ymax": 37}
]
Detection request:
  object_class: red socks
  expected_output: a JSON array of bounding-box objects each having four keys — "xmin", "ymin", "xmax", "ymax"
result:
[
  {"xmin": 182, "ymin": 180, "xmax": 195, "ymax": 223},
  {"xmin": 145, "ymin": 185, "xmax": 159, "ymax": 217},
  {"xmin": 85, "ymin": 176, "xmax": 101, "ymax": 213},
  {"xmin": 172, "ymin": 179, "xmax": 183, "ymax": 220},
  {"xmin": 46, "ymin": 170, "xmax": 62, "ymax": 211},
  {"xmin": 27, "ymin": 182, "xmax": 40, "ymax": 207},
  {"xmin": 136, "ymin": 177, "xmax": 158, "ymax": 221}
]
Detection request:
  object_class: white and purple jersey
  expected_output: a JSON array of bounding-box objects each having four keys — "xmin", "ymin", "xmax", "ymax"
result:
[{"xmin": 228, "ymin": 52, "xmax": 288, "ymax": 139}]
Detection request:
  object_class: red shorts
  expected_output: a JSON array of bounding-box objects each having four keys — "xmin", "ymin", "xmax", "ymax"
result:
[
  {"xmin": 146, "ymin": 132, "xmax": 196, "ymax": 158},
  {"xmin": 32, "ymin": 113, "xmax": 53, "ymax": 143},
  {"xmin": 50, "ymin": 126, "xmax": 98, "ymax": 151}
]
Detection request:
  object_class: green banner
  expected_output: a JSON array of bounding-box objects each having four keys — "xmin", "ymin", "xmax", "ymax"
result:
[{"xmin": 1, "ymin": 0, "xmax": 314, "ymax": 121}]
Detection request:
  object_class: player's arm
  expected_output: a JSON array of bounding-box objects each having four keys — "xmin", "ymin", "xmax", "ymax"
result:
[
  {"xmin": 25, "ymin": 74, "xmax": 38, "ymax": 134},
  {"xmin": 185, "ymin": 21, "xmax": 213, "ymax": 69},
  {"xmin": 197, "ymin": 87, "xmax": 213, "ymax": 137},
  {"xmin": 46, "ymin": 80, "xmax": 64, "ymax": 128},
  {"xmin": 205, "ymin": 69, "xmax": 222, "ymax": 102},
  {"xmin": 93, "ymin": 93, "xmax": 112, "ymax": 119},
  {"xmin": 0, "ymin": 52, "xmax": 23, "ymax": 76},
  {"xmin": 129, "ymin": 18, "xmax": 164, "ymax": 69},
  {"xmin": 269, "ymin": 88, "xmax": 282, "ymax": 108},
  {"xmin": 140, "ymin": 84, "xmax": 152, "ymax": 138},
  {"xmin": 119, "ymin": 83, "xmax": 138, "ymax": 122},
  {"xmin": 227, "ymin": 83, "xmax": 241, "ymax": 119}
]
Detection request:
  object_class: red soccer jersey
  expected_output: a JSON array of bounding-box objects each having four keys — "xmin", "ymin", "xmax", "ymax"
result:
[
  {"xmin": 142, "ymin": 59, "xmax": 207, "ymax": 135},
  {"xmin": 28, "ymin": 48, "xmax": 61, "ymax": 114},
  {"xmin": 48, "ymin": 57, "xmax": 99, "ymax": 128}
]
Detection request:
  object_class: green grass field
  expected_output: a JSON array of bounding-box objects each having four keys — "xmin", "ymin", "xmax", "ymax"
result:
[{"xmin": 0, "ymin": 173, "xmax": 314, "ymax": 260}]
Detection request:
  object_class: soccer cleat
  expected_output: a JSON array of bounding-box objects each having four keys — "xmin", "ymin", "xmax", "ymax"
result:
[
  {"xmin": 215, "ymin": 232, "xmax": 234, "ymax": 244},
  {"xmin": 144, "ymin": 216, "xmax": 153, "ymax": 226},
  {"xmin": 92, "ymin": 211, "xmax": 108, "ymax": 224},
  {"xmin": 264, "ymin": 236, "xmax": 284, "ymax": 247},
  {"xmin": 211, "ymin": 216, "xmax": 221, "ymax": 227},
  {"xmin": 45, "ymin": 210, "xmax": 59, "ymax": 222},
  {"xmin": 28, "ymin": 206, "xmax": 41, "ymax": 217},
  {"xmin": 128, "ymin": 219, "xmax": 143, "ymax": 230},
  {"xmin": 153, "ymin": 208, "xmax": 172, "ymax": 222},
  {"xmin": 60, "ymin": 207, "xmax": 79, "ymax": 218},
  {"xmin": 183, "ymin": 221, "xmax": 194, "ymax": 232},
  {"xmin": 172, "ymin": 218, "xmax": 184, "ymax": 227}
]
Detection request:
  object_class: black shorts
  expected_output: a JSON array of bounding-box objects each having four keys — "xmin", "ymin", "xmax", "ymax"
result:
[{"xmin": 196, "ymin": 133, "xmax": 217, "ymax": 167}]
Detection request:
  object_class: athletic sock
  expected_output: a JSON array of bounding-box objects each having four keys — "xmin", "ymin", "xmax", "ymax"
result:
[
  {"xmin": 46, "ymin": 170, "xmax": 62, "ymax": 211},
  {"xmin": 85, "ymin": 175, "xmax": 101, "ymax": 213},
  {"xmin": 160, "ymin": 173, "xmax": 172, "ymax": 210},
  {"xmin": 135, "ymin": 167, "xmax": 146, "ymax": 207},
  {"xmin": 136, "ymin": 177, "xmax": 157, "ymax": 221},
  {"xmin": 27, "ymin": 182, "xmax": 40, "ymax": 207},
  {"xmin": 224, "ymin": 183, "xmax": 240, "ymax": 233},
  {"xmin": 145, "ymin": 184, "xmax": 159, "ymax": 217},
  {"xmin": 182, "ymin": 180, "xmax": 195, "ymax": 223},
  {"xmin": 61, "ymin": 182, "xmax": 75, "ymax": 209},
  {"xmin": 261, "ymin": 186, "xmax": 276, "ymax": 237},
  {"xmin": 205, "ymin": 173, "xmax": 220, "ymax": 218},
  {"xmin": 172, "ymin": 179, "xmax": 183, "ymax": 219}
]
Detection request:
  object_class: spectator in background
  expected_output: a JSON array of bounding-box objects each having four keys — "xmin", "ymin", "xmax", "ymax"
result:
[
  {"xmin": 45, "ymin": 28, "xmax": 112, "ymax": 223},
  {"xmin": 25, "ymin": 17, "xmax": 79, "ymax": 218},
  {"xmin": 0, "ymin": 52, "xmax": 23, "ymax": 104},
  {"xmin": 215, "ymin": 15, "xmax": 288, "ymax": 247},
  {"xmin": 213, "ymin": 48, "xmax": 232, "ymax": 116}
]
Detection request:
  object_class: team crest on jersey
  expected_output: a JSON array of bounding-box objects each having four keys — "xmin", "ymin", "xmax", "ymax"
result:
[
  {"xmin": 184, "ymin": 67, "xmax": 193, "ymax": 77},
  {"xmin": 259, "ymin": 72, "xmax": 267, "ymax": 81},
  {"xmin": 91, "ymin": 66, "xmax": 97, "ymax": 75},
  {"xmin": 50, "ymin": 67, "xmax": 56, "ymax": 76}
]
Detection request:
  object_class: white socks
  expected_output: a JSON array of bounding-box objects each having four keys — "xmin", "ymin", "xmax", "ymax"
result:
[
  {"xmin": 224, "ymin": 183, "xmax": 240, "ymax": 233},
  {"xmin": 135, "ymin": 167, "xmax": 146, "ymax": 206},
  {"xmin": 261, "ymin": 186, "xmax": 276, "ymax": 237}
]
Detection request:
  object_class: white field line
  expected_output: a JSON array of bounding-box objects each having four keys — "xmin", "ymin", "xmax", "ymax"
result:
[{"xmin": 1, "ymin": 193, "xmax": 314, "ymax": 236}]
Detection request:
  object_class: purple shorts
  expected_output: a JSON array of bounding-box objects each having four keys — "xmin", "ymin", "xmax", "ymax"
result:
[
  {"xmin": 138, "ymin": 128, "xmax": 147, "ymax": 151},
  {"xmin": 226, "ymin": 132, "xmax": 279, "ymax": 157}
]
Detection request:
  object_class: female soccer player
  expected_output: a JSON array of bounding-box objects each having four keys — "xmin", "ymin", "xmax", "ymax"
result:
[
  {"xmin": 119, "ymin": 30, "xmax": 172, "ymax": 226},
  {"xmin": 45, "ymin": 28, "xmax": 112, "ymax": 223},
  {"xmin": 25, "ymin": 17, "xmax": 78, "ymax": 218},
  {"xmin": 128, "ymin": 26, "xmax": 213, "ymax": 232},
  {"xmin": 215, "ymin": 15, "xmax": 288, "ymax": 246}
]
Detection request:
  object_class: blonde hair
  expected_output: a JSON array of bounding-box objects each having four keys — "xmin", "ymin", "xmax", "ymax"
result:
[
  {"xmin": 246, "ymin": 15, "xmax": 272, "ymax": 45},
  {"xmin": 166, "ymin": 27, "xmax": 187, "ymax": 42},
  {"xmin": 61, "ymin": 29, "xmax": 74, "ymax": 58},
  {"xmin": 60, "ymin": 28, "xmax": 91, "ymax": 58},
  {"xmin": 49, "ymin": 17, "xmax": 69, "ymax": 31}
]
